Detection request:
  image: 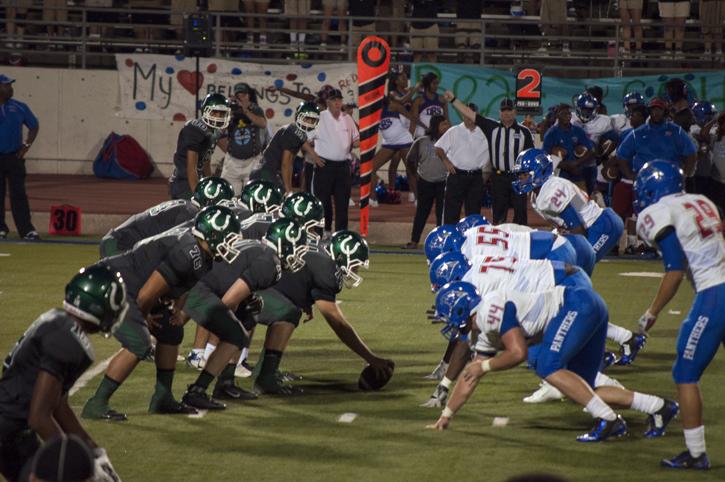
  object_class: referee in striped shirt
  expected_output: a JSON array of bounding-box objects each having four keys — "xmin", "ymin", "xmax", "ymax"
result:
[{"xmin": 444, "ymin": 93, "xmax": 534, "ymax": 225}]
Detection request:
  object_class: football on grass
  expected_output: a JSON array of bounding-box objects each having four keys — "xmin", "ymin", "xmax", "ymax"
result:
[{"xmin": 358, "ymin": 361, "xmax": 395, "ymax": 391}]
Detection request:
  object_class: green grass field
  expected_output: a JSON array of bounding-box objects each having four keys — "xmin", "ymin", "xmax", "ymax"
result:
[{"xmin": 1, "ymin": 241, "xmax": 724, "ymax": 481}]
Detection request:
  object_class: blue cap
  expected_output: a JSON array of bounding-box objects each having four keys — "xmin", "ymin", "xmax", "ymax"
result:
[{"xmin": 0, "ymin": 74, "xmax": 15, "ymax": 84}]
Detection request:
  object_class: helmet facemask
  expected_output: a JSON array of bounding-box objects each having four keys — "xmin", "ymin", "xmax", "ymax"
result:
[
  {"xmin": 202, "ymin": 105, "xmax": 231, "ymax": 130},
  {"xmin": 214, "ymin": 232, "xmax": 244, "ymax": 263}
]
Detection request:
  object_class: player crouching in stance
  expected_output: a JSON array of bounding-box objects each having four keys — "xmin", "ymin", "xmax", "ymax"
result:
[
  {"xmin": 634, "ymin": 161, "xmax": 725, "ymax": 469},
  {"xmin": 0, "ymin": 265, "xmax": 125, "ymax": 482},
  {"xmin": 247, "ymin": 230, "xmax": 394, "ymax": 395},
  {"xmin": 81, "ymin": 206, "xmax": 243, "ymax": 421},
  {"xmin": 426, "ymin": 281, "xmax": 678, "ymax": 443},
  {"xmin": 180, "ymin": 218, "xmax": 308, "ymax": 409}
]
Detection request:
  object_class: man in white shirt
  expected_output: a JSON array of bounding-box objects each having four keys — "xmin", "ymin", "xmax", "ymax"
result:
[
  {"xmin": 310, "ymin": 88, "xmax": 360, "ymax": 234},
  {"xmin": 434, "ymin": 102, "xmax": 491, "ymax": 224}
]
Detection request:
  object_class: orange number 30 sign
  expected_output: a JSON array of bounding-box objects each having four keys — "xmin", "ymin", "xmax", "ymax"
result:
[{"xmin": 49, "ymin": 205, "xmax": 82, "ymax": 236}]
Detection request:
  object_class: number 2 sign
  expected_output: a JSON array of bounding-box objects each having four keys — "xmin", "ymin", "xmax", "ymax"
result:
[
  {"xmin": 515, "ymin": 68, "xmax": 542, "ymax": 115},
  {"xmin": 49, "ymin": 205, "xmax": 82, "ymax": 236}
]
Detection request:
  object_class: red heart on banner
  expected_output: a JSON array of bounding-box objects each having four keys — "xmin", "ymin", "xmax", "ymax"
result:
[{"xmin": 177, "ymin": 70, "xmax": 204, "ymax": 95}]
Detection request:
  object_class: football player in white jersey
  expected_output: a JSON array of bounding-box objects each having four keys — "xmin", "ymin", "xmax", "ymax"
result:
[
  {"xmin": 513, "ymin": 148, "xmax": 647, "ymax": 370},
  {"xmin": 425, "ymin": 281, "xmax": 679, "ymax": 443},
  {"xmin": 634, "ymin": 160, "xmax": 725, "ymax": 469}
]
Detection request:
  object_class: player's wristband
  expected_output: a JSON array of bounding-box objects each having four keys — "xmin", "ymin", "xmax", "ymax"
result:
[
  {"xmin": 450, "ymin": 96, "xmax": 457, "ymax": 104},
  {"xmin": 480, "ymin": 359, "xmax": 492, "ymax": 373},
  {"xmin": 442, "ymin": 406, "xmax": 455, "ymax": 419}
]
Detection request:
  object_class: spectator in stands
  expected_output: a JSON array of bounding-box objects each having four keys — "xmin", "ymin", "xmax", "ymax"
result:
[
  {"xmin": 219, "ymin": 83, "xmax": 268, "ymax": 195},
  {"xmin": 658, "ymin": 0, "xmax": 690, "ymax": 57},
  {"xmin": 618, "ymin": 0, "xmax": 643, "ymax": 57},
  {"xmin": 538, "ymin": 0, "xmax": 569, "ymax": 54},
  {"xmin": 445, "ymin": 93, "xmax": 534, "ymax": 225},
  {"xmin": 455, "ymin": 0, "xmax": 484, "ymax": 63},
  {"xmin": 435, "ymin": 102, "xmax": 490, "ymax": 224},
  {"xmin": 5, "ymin": 0, "xmax": 31, "ymax": 48},
  {"xmin": 542, "ymin": 103, "xmax": 593, "ymax": 190},
  {"xmin": 43, "ymin": 0, "xmax": 67, "ymax": 39},
  {"xmin": 405, "ymin": 115, "xmax": 449, "ymax": 249},
  {"xmin": 615, "ymin": 97, "xmax": 697, "ymax": 180},
  {"xmin": 0, "ymin": 74, "xmax": 40, "ymax": 241},
  {"xmin": 348, "ymin": 0, "xmax": 377, "ymax": 50},
  {"xmin": 379, "ymin": 0, "xmax": 407, "ymax": 49},
  {"xmin": 29, "ymin": 435, "xmax": 95, "ymax": 482},
  {"xmin": 286, "ymin": 0, "xmax": 310, "ymax": 53},
  {"xmin": 243, "ymin": 0, "xmax": 270, "ymax": 46},
  {"xmin": 409, "ymin": 0, "xmax": 439, "ymax": 62},
  {"xmin": 311, "ymin": 88, "xmax": 360, "ymax": 235},
  {"xmin": 700, "ymin": 0, "xmax": 724, "ymax": 57},
  {"xmin": 321, "ymin": 0, "xmax": 347, "ymax": 49},
  {"xmin": 709, "ymin": 112, "xmax": 725, "ymax": 213}
]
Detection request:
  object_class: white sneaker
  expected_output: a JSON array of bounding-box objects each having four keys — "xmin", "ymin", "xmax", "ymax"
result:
[
  {"xmin": 234, "ymin": 363, "xmax": 252, "ymax": 378},
  {"xmin": 185, "ymin": 351, "xmax": 206, "ymax": 370},
  {"xmin": 522, "ymin": 380, "xmax": 564, "ymax": 403},
  {"xmin": 407, "ymin": 192, "xmax": 416, "ymax": 203},
  {"xmin": 423, "ymin": 360, "xmax": 449, "ymax": 381},
  {"xmin": 369, "ymin": 199, "xmax": 379, "ymax": 207},
  {"xmin": 348, "ymin": 198, "xmax": 355, "ymax": 207}
]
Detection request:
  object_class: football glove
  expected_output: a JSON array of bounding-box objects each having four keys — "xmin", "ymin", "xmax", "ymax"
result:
[
  {"xmin": 93, "ymin": 448, "xmax": 121, "ymax": 482},
  {"xmin": 637, "ymin": 310, "xmax": 657, "ymax": 334},
  {"xmin": 420, "ymin": 383, "xmax": 449, "ymax": 408},
  {"xmin": 239, "ymin": 293, "xmax": 265, "ymax": 317}
]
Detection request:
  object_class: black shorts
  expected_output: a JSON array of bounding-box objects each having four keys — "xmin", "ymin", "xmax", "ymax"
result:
[{"xmin": 242, "ymin": 288, "xmax": 302, "ymax": 330}]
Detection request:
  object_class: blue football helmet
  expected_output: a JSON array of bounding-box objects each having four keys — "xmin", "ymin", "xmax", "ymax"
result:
[
  {"xmin": 424, "ymin": 225, "xmax": 464, "ymax": 264},
  {"xmin": 512, "ymin": 148, "xmax": 553, "ymax": 195},
  {"xmin": 633, "ymin": 160, "xmax": 684, "ymax": 213},
  {"xmin": 692, "ymin": 101, "xmax": 717, "ymax": 127},
  {"xmin": 429, "ymin": 251, "xmax": 472, "ymax": 292},
  {"xmin": 455, "ymin": 214, "xmax": 490, "ymax": 235},
  {"xmin": 575, "ymin": 93, "xmax": 599, "ymax": 123},
  {"xmin": 622, "ymin": 92, "xmax": 645, "ymax": 118},
  {"xmin": 434, "ymin": 281, "xmax": 481, "ymax": 339}
]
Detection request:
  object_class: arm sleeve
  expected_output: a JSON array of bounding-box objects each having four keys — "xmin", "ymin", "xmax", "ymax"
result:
[
  {"xmin": 434, "ymin": 128, "xmax": 453, "ymax": 153},
  {"xmin": 499, "ymin": 302, "xmax": 520, "ymax": 336},
  {"xmin": 474, "ymin": 114, "xmax": 498, "ymax": 137},
  {"xmin": 22, "ymin": 104, "xmax": 39, "ymax": 130},
  {"xmin": 239, "ymin": 253, "xmax": 282, "ymax": 291},
  {"xmin": 39, "ymin": 331, "xmax": 82, "ymax": 383},
  {"xmin": 156, "ymin": 247, "xmax": 193, "ymax": 287},
  {"xmin": 655, "ymin": 227, "xmax": 686, "ymax": 272},
  {"xmin": 559, "ymin": 204, "xmax": 585, "ymax": 230},
  {"xmin": 184, "ymin": 126, "xmax": 207, "ymax": 153},
  {"xmin": 310, "ymin": 261, "xmax": 343, "ymax": 302},
  {"xmin": 523, "ymin": 128, "xmax": 535, "ymax": 149},
  {"xmin": 616, "ymin": 130, "xmax": 635, "ymax": 160},
  {"xmin": 678, "ymin": 128, "xmax": 697, "ymax": 156}
]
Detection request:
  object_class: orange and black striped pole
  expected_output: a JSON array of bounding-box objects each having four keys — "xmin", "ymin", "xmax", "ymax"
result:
[{"xmin": 357, "ymin": 36, "xmax": 390, "ymax": 237}]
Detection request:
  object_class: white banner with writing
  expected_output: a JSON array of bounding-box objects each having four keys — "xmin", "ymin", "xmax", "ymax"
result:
[{"xmin": 115, "ymin": 54, "xmax": 357, "ymax": 128}]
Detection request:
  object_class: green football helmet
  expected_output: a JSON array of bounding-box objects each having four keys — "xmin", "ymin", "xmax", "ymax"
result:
[
  {"xmin": 191, "ymin": 176, "xmax": 235, "ymax": 208},
  {"xmin": 327, "ymin": 230, "xmax": 369, "ymax": 288},
  {"xmin": 63, "ymin": 264, "xmax": 128, "ymax": 337},
  {"xmin": 192, "ymin": 205, "xmax": 243, "ymax": 263},
  {"xmin": 264, "ymin": 218, "xmax": 309, "ymax": 272},
  {"xmin": 239, "ymin": 180, "xmax": 284, "ymax": 214},
  {"xmin": 201, "ymin": 93, "xmax": 232, "ymax": 130},
  {"xmin": 295, "ymin": 101, "xmax": 321, "ymax": 133},
  {"xmin": 280, "ymin": 192, "xmax": 324, "ymax": 242}
]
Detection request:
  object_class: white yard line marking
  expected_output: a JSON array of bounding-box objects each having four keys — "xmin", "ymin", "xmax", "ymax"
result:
[
  {"xmin": 69, "ymin": 350, "xmax": 121, "ymax": 397},
  {"xmin": 0, "ymin": 253, "xmax": 10, "ymax": 257},
  {"xmin": 187, "ymin": 409, "xmax": 208, "ymax": 419},
  {"xmin": 618, "ymin": 272, "xmax": 664, "ymax": 278}
]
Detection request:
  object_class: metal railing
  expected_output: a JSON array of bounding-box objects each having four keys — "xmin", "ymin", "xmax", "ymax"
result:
[{"xmin": 1, "ymin": 6, "xmax": 723, "ymax": 76}]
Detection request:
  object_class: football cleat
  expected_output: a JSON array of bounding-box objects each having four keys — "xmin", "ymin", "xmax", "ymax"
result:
[
  {"xmin": 523, "ymin": 380, "xmax": 565, "ymax": 403},
  {"xmin": 148, "ymin": 397, "xmax": 198, "ymax": 415},
  {"xmin": 577, "ymin": 415, "xmax": 629, "ymax": 442},
  {"xmin": 277, "ymin": 370, "xmax": 303, "ymax": 382},
  {"xmin": 234, "ymin": 361, "xmax": 253, "ymax": 378},
  {"xmin": 212, "ymin": 380, "xmax": 258, "ymax": 401},
  {"xmin": 182, "ymin": 385, "xmax": 226, "ymax": 410},
  {"xmin": 185, "ymin": 351, "xmax": 206, "ymax": 370},
  {"xmin": 254, "ymin": 376, "xmax": 304, "ymax": 396},
  {"xmin": 421, "ymin": 384, "xmax": 449, "ymax": 408},
  {"xmin": 81, "ymin": 401, "xmax": 128, "ymax": 422},
  {"xmin": 424, "ymin": 360, "xmax": 449, "ymax": 381},
  {"xmin": 661, "ymin": 451, "xmax": 711, "ymax": 470},
  {"xmin": 644, "ymin": 399, "xmax": 679, "ymax": 438},
  {"xmin": 603, "ymin": 351, "xmax": 618, "ymax": 368},
  {"xmin": 616, "ymin": 333, "xmax": 647, "ymax": 366}
]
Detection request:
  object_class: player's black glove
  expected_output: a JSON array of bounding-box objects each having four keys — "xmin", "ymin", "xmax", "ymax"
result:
[{"xmin": 240, "ymin": 293, "xmax": 264, "ymax": 316}]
